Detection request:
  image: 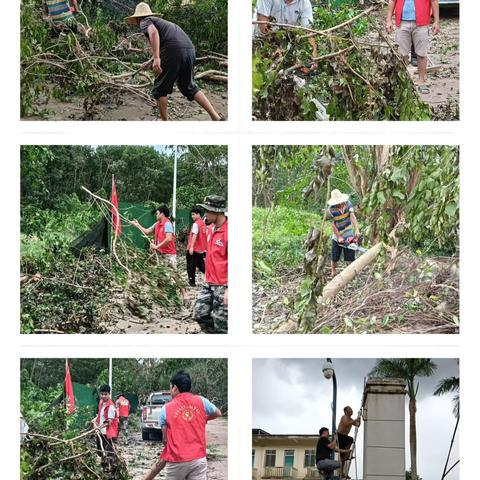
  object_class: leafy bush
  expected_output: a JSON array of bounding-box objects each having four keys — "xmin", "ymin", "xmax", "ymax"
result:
[{"xmin": 253, "ymin": 206, "xmax": 325, "ymax": 283}]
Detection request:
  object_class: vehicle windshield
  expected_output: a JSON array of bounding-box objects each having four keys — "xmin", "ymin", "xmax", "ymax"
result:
[{"xmin": 150, "ymin": 394, "xmax": 171, "ymax": 405}]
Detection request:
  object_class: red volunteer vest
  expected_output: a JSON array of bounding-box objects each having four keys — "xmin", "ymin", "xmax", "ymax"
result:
[
  {"xmin": 160, "ymin": 393, "xmax": 207, "ymax": 462},
  {"xmin": 205, "ymin": 221, "xmax": 228, "ymax": 286},
  {"xmin": 188, "ymin": 218, "xmax": 207, "ymax": 253},
  {"xmin": 395, "ymin": 0, "xmax": 431, "ymax": 27},
  {"xmin": 117, "ymin": 396, "xmax": 130, "ymax": 417},
  {"xmin": 97, "ymin": 399, "xmax": 119, "ymax": 439},
  {"xmin": 154, "ymin": 218, "xmax": 177, "ymax": 255}
]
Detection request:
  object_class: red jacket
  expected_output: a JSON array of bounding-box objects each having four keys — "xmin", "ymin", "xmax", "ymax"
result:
[
  {"xmin": 394, "ymin": 0, "xmax": 431, "ymax": 27},
  {"xmin": 116, "ymin": 396, "xmax": 130, "ymax": 418},
  {"xmin": 154, "ymin": 218, "xmax": 176, "ymax": 255},
  {"xmin": 97, "ymin": 399, "xmax": 119, "ymax": 439},
  {"xmin": 160, "ymin": 393, "xmax": 207, "ymax": 462},
  {"xmin": 205, "ymin": 221, "xmax": 228, "ymax": 286},
  {"xmin": 188, "ymin": 218, "xmax": 207, "ymax": 253}
]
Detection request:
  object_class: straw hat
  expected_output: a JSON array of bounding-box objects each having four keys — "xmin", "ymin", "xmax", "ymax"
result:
[
  {"xmin": 327, "ymin": 189, "xmax": 349, "ymax": 206},
  {"xmin": 125, "ymin": 2, "xmax": 160, "ymax": 24}
]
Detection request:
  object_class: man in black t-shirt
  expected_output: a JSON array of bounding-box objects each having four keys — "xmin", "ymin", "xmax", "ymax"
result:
[
  {"xmin": 316, "ymin": 427, "xmax": 341, "ymax": 480},
  {"xmin": 125, "ymin": 2, "xmax": 223, "ymax": 121}
]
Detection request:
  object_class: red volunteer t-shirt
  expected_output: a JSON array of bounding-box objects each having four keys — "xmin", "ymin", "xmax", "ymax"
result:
[
  {"xmin": 394, "ymin": 0, "xmax": 431, "ymax": 27},
  {"xmin": 116, "ymin": 396, "xmax": 130, "ymax": 417},
  {"xmin": 160, "ymin": 392, "xmax": 207, "ymax": 462},
  {"xmin": 188, "ymin": 218, "xmax": 207, "ymax": 253},
  {"xmin": 97, "ymin": 399, "xmax": 119, "ymax": 439},
  {"xmin": 205, "ymin": 220, "xmax": 228, "ymax": 286},
  {"xmin": 154, "ymin": 218, "xmax": 177, "ymax": 255}
]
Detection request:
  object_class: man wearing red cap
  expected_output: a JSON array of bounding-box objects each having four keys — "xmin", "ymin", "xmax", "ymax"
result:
[{"xmin": 386, "ymin": 0, "xmax": 440, "ymax": 94}]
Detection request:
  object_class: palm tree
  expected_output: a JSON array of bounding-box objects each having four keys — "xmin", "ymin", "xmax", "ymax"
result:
[
  {"xmin": 433, "ymin": 376, "xmax": 459, "ymax": 418},
  {"xmin": 369, "ymin": 359, "xmax": 437, "ymax": 480}
]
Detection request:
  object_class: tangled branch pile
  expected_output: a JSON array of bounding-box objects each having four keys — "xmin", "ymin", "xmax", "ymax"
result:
[
  {"xmin": 21, "ymin": 196, "xmax": 184, "ymax": 334},
  {"xmin": 252, "ymin": 3, "xmax": 431, "ymax": 120},
  {"xmin": 20, "ymin": 0, "xmax": 227, "ymax": 118},
  {"xmin": 22, "ymin": 427, "xmax": 130, "ymax": 479}
]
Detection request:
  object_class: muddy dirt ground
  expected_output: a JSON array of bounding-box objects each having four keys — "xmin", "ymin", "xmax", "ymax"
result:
[
  {"xmin": 116, "ymin": 416, "xmax": 228, "ymax": 480},
  {"xmin": 105, "ymin": 256, "xmax": 211, "ymax": 334},
  {"xmin": 376, "ymin": 6, "xmax": 460, "ymax": 119},
  {"xmin": 24, "ymin": 83, "xmax": 227, "ymax": 121}
]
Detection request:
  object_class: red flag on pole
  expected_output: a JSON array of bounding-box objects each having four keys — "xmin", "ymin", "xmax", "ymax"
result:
[
  {"xmin": 111, "ymin": 175, "xmax": 122, "ymax": 237},
  {"xmin": 65, "ymin": 359, "xmax": 76, "ymax": 414}
]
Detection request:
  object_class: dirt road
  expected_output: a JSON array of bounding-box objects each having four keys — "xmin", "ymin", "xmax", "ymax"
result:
[
  {"xmin": 118, "ymin": 416, "xmax": 228, "ymax": 480},
  {"xmin": 106, "ymin": 256, "xmax": 209, "ymax": 334},
  {"xmin": 24, "ymin": 83, "xmax": 227, "ymax": 121}
]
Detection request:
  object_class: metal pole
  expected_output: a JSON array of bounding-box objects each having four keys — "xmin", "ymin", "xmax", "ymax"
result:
[
  {"xmin": 172, "ymin": 148, "xmax": 178, "ymax": 233},
  {"xmin": 332, "ymin": 371, "xmax": 337, "ymax": 435},
  {"xmin": 109, "ymin": 358, "xmax": 113, "ymax": 394}
]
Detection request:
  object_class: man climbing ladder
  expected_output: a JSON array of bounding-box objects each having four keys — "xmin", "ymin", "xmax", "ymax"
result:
[{"xmin": 336, "ymin": 406, "xmax": 361, "ymax": 480}]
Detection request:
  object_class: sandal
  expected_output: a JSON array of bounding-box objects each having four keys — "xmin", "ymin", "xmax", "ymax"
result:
[{"xmin": 417, "ymin": 84, "xmax": 430, "ymax": 94}]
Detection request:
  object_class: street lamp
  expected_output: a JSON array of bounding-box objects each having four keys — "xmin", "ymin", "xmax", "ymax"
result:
[{"xmin": 322, "ymin": 358, "xmax": 337, "ymax": 453}]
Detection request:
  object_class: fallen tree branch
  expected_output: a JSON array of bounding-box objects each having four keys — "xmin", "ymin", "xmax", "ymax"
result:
[{"xmin": 321, "ymin": 243, "xmax": 384, "ymax": 302}]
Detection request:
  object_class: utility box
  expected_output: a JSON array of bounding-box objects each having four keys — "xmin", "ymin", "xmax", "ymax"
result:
[{"xmin": 362, "ymin": 378, "xmax": 407, "ymax": 480}]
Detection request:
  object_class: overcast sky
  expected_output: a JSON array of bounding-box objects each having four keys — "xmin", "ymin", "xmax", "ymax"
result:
[{"xmin": 252, "ymin": 358, "xmax": 459, "ymax": 480}]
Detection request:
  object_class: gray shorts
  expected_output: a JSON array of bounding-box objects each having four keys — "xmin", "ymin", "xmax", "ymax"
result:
[
  {"xmin": 396, "ymin": 21, "xmax": 429, "ymax": 58},
  {"xmin": 165, "ymin": 457, "xmax": 207, "ymax": 480}
]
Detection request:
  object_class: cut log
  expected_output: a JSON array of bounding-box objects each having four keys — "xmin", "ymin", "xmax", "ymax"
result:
[{"xmin": 320, "ymin": 242, "xmax": 383, "ymax": 302}]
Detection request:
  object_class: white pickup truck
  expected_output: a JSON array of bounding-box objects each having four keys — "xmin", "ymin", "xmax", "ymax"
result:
[{"xmin": 141, "ymin": 391, "xmax": 172, "ymax": 441}]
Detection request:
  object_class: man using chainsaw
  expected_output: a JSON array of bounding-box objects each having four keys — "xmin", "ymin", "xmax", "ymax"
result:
[{"xmin": 327, "ymin": 189, "xmax": 360, "ymax": 278}]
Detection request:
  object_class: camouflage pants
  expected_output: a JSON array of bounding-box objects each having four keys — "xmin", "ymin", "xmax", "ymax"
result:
[{"xmin": 193, "ymin": 284, "xmax": 228, "ymax": 333}]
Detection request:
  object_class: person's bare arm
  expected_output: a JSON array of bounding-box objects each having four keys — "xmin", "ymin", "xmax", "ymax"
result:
[
  {"xmin": 386, "ymin": 0, "xmax": 396, "ymax": 33},
  {"xmin": 332, "ymin": 222, "xmax": 342, "ymax": 241},
  {"xmin": 189, "ymin": 233, "xmax": 198, "ymax": 255},
  {"xmin": 308, "ymin": 36, "xmax": 318, "ymax": 60},
  {"xmin": 162, "ymin": 426, "xmax": 167, "ymax": 444},
  {"xmin": 154, "ymin": 232, "xmax": 173, "ymax": 250},
  {"xmin": 257, "ymin": 13, "xmax": 272, "ymax": 34},
  {"xmin": 70, "ymin": 0, "xmax": 80, "ymax": 12},
  {"xmin": 350, "ymin": 212, "xmax": 360, "ymax": 237},
  {"xmin": 207, "ymin": 408, "xmax": 222, "ymax": 421},
  {"xmin": 431, "ymin": 0, "xmax": 440, "ymax": 34},
  {"xmin": 130, "ymin": 219, "xmax": 154, "ymax": 236},
  {"xmin": 147, "ymin": 24, "xmax": 162, "ymax": 75}
]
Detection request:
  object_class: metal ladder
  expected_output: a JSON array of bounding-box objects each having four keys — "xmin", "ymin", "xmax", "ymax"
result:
[{"xmin": 342, "ymin": 409, "xmax": 362, "ymax": 479}]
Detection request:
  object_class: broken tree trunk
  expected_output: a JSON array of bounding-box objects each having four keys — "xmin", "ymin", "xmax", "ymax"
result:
[{"xmin": 320, "ymin": 242, "xmax": 384, "ymax": 302}]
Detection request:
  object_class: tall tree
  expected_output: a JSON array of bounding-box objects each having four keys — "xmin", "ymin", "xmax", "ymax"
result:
[
  {"xmin": 433, "ymin": 376, "xmax": 459, "ymax": 419},
  {"xmin": 369, "ymin": 359, "xmax": 437, "ymax": 480}
]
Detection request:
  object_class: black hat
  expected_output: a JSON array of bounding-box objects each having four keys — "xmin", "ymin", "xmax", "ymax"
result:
[{"xmin": 198, "ymin": 195, "xmax": 227, "ymax": 213}]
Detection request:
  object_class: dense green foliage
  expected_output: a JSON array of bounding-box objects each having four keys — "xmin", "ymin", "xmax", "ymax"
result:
[
  {"xmin": 21, "ymin": 145, "xmax": 227, "ymax": 209},
  {"xmin": 21, "ymin": 145, "xmax": 227, "ymax": 333},
  {"xmin": 253, "ymin": 145, "xmax": 459, "ymax": 283},
  {"xmin": 21, "ymin": 0, "xmax": 227, "ymax": 117},
  {"xmin": 252, "ymin": 4, "xmax": 431, "ymax": 120}
]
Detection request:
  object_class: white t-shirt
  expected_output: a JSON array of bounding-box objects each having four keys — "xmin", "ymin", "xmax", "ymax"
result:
[
  {"xmin": 99, "ymin": 404, "xmax": 116, "ymax": 435},
  {"xmin": 254, "ymin": 0, "xmax": 313, "ymax": 36}
]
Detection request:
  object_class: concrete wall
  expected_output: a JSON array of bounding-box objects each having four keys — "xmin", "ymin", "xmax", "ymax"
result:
[{"xmin": 363, "ymin": 378, "xmax": 407, "ymax": 480}]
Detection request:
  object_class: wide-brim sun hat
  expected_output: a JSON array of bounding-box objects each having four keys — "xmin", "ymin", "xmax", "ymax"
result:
[
  {"xmin": 125, "ymin": 2, "xmax": 161, "ymax": 24},
  {"xmin": 198, "ymin": 195, "xmax": 227, "ymax": 213},
  {"xmin": 327, "ymin": 189, "xmax": 349, "ymax": 206}
]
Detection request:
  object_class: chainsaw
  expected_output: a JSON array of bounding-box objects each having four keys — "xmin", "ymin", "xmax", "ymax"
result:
[{"xmin": 335, "ymin": 240, "xmax": 369, "ymax": 254}]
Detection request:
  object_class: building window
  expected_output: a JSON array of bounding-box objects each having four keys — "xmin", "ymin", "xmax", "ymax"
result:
[
  {"xmin": 252, "ymin": 449, "xmax": 255, "ymax": 467},
  {"xmin": 284, "ymin": 450, "xmax": 295, "ymax": 468},
  {"xmin": 304, "ymin": 450, "xmax": 316, "ymax": 468},
  {"xmin": 265, "ymin": 450, "xmax": 276, "ymax": 467}
]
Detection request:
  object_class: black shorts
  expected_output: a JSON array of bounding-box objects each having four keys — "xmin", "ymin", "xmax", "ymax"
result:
[
  {"xmin": 331, "ymin": 240, "xmax": 356, "ymax": 263},
  {"xmin": 152, "ymin": 47, "xmax": 200, "ymax": 101},
  {"xmin": 337, "ymin": 432, "xmax": 353, "ymax": 450}
]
